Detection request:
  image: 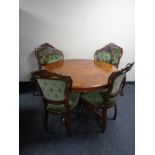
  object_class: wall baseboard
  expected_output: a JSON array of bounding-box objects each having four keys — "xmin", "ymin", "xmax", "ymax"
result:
[
  {"xmin": 19, "ymin": 82, "xmax": 33, "ymax": 94},
  {"xmin": 19, "ymin": 81, "xmax": 135, "ymax": 94}
]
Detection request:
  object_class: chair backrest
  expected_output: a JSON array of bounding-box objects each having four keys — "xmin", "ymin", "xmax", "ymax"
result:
[
  {"xmin": 34, "ymin": 43, "xmax": 64, "ymax": 69},
  {"xmin": 94, "ymin": 43, "xmax": 123, "ymax": 68},
  {"xmin": 32, "ymin": 70, "xmax": 72, "ymax": 110},
  {"xmin": 45, "ymin": 52, "xmax": 64, "ymax": 64},
  {"xmin": 107, "ymin": 62, "xmax": 134, "ymax": 97}
]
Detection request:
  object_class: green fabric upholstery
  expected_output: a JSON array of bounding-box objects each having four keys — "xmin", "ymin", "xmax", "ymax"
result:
[
  {"xmin": 95, "ymin": 44, "xmax": 122, "ymax": 67},
  {"xmin": 37, "ymin": 78, "xmax": 80, "ymax": 113},
  {"xmin": 37, "ymin": 48, "xmax": 49, "ymax": 65},
  {"xmin": 81, "ymin": 91, "xmax": 116, "ymax": 107},
  {"xmin": 111, "ymin": 73, "xmax": 125, "ymax": 95},
  {"xmin": 37, "ymin": 79, "xmax": 66, "ymax": 101},
  {"xmin": 47, "ymin": 92, "xmax": 80, "ymax": 113},
  {"xmin": 97, "ymin": 51, "xmax": 111, "ymax": 63},
  {"xmin": 81, "ymin": 73, "xmax": 125, "ymax": 107},
  {"xmin": 46, "ymin": 52, "xmax": 63, "ymax": 63},
  {"xmin": 111, "ymin": 47, "xmax": 121, "ymax": 65}
]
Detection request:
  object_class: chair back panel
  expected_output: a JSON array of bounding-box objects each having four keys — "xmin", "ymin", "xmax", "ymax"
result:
[
  {"xmin": 96, "ymin": 51, "xmax": 112, "ymax": 63},
  {"xmin": 108, "ymin": 62, "xmax": 134, "ymax": 97},
  {"xmin": 36, "ymin": 48, "xmax": 49, "ymax": 65},
  {"xmin": 110, "ymin": 73, "xmax": 126, "ymax": 95},
  {"xmin": 34, "ymin": 43, "xmax": 64, "ymax": 68},
  {"xmin": 111, "ymin": 47, "xmax": 122, "ymax": 65},
  {"xmin": 94, "ymin": 43, "xmax": 123, "ymax": 68},
  {"xmin": 37, "ymin": 79, "xmax": 66, "ymax": 101},
  {"xmin": 46, "ymin": 52, "xmax": 64, "ymax": 64},
  {"xmin": 32, "ymin": 70, "xmax": 72, "ymax": 105},
  {"xmin": 34, "ymin": 43, "xmax": 55, "ymax": 65}
]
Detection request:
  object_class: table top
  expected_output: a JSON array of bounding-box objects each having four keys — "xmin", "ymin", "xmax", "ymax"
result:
[{"xmin": 42, "ymin": 59, "xmax": 118, "ymax": 92}]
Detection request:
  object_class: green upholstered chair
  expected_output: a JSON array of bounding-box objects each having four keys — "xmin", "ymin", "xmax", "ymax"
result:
[
  {"xmin": 94, "ymin": 43, "xmax": 123, "ymax": 68},
  {"xmin": 34, "ymin": 43, "xmax": 64, "ymax": 69},
  {"xmin": 32, "ymin": 43, "xmax": 64, "ymax": 96},
  {"xmin": 80, "ymin": 62, "xmax": 134, "ymax": 132},
  {"xmin": 94, "ymin": 43, "xmax": 124, "ymax": 95},
  {"xmin": 33, "ymin": 70, "xmax": 80, "ymax": 137}
]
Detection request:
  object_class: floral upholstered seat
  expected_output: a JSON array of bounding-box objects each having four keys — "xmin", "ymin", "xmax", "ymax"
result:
[
  {"xmin": 80, "ymin": 62, "xmax": 134, "ymax": 132},
  {"xmin": 34, "ymin": 43, "xmax": 64, "ymax": 69},
  {"xmin": 94, "ymin": 43, "xmax": 123, "ymax": 68},
  {"xmin": 33, "ymin": 70, "xmax": 80, "ymax": 137}
]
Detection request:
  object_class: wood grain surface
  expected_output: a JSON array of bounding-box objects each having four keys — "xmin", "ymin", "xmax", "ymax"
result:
[{"xmin": 42, "ymin": 59, "xmax": 118, "ymax": 92}]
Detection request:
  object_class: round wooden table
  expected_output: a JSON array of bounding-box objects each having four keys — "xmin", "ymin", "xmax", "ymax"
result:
[{"xmin": 42, "ymin": 59, "xmax": 118, "ymax": 92}]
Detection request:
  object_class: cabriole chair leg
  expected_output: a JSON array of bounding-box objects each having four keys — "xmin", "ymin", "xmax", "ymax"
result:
[
  {"xmin": 31, "ymin": 77, "xmax": 40, "ymax": 96},
  {"xmin": 63, "ymin": 115, "xmax": 71, "ymax": 137},
  {"xmin": 113, "ymin": 104, "xmax": 117, "ymax": 120},
  {"xmin": 101, "ymin": 109, "xmax": 107, "ymax": 132},
  {"xmin": 44, "ymin": 111, "xmax": 48, "ymax": 132}
]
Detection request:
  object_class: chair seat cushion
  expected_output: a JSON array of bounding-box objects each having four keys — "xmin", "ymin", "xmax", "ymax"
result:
[
  {"xmin": 81, "ymin": 91, "xmax": 116, "ymax": 107},
  {"xmin": 47, "ymin": 92, "xmax": 80, "ymax": 113}
]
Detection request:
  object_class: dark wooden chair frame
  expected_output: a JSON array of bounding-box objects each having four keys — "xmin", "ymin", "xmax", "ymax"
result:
[
  {"xmin": 32, "ymin": 69, "xmax": 78, "ymax": 137},
  {"xmin": 94, "ymin": 43, "xmax": 123, "ymax": 68},
  {"xmin": 81, "ymin": 62, "xmax": 134, "ymax": 132}
]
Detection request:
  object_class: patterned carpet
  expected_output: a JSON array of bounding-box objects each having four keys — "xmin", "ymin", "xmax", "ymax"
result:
[{"xmin": 19, "ymin": 83, "xmax": 135, "ymax": 155}]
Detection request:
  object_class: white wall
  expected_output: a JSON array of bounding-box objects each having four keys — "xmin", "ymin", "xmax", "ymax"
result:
[{"xmin": 19, "ymin": 0, "xmax": 135, "ymax": 81}]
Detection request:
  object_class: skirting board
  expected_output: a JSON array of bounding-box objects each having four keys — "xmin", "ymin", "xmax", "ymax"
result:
[{"xmin": 19, "ymin": 81, "xmax": 135, "ymax": 94}]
